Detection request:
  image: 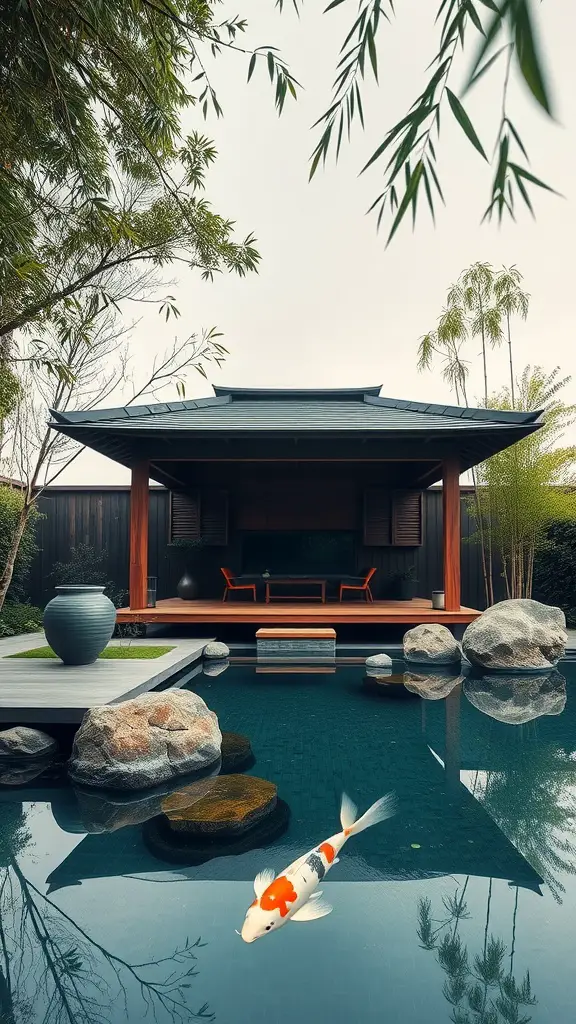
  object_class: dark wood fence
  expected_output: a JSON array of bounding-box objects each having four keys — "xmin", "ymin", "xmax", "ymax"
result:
[{"xmin": 26, "ymin": 485, "xmax": 491, "ymax": 610}]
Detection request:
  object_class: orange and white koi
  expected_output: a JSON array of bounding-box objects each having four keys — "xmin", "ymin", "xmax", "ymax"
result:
[{"xmin": 239, "ymin": 792, "xmax": 397, "ymax": 942}]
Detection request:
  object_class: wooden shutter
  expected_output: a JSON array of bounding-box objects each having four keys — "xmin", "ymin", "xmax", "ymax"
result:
[
  {"xmin": 363, "ymin": 489, "xmax": 392, "ymax": 545},
  {"xmin": 392, "ymin": 490, "xmax": 423, "ymax": 546},
  {"xmin": 200, "ymin": 490, "xmax": 229, "ymax": 546},
  {"xmin": 169, "ymin": 491, "xmax": 200, "ymax": 542}
]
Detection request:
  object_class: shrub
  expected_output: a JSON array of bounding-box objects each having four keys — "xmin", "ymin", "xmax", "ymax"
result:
[
  {"xmin": 49, "ymin": 543, "xmax": 126, "ymax": 608},
  {"xmin": 534, "ymin": 521, "xmax": 576, "ymax": 627},
  {"xmin": 0, "ymin": 486, "xmax": 42, "ymax": 601},
  {"xmin": 0, "ymin": 601, "xmax": 43, "ymax": 637}
]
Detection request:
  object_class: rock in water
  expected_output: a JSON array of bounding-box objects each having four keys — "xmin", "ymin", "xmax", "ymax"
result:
[
  {"xmin": 462, "ymin": 600, "xmax": 566, "ymax": 671},
  {"xmin": 204, "ymin": 641, "xmax": 230, "ymax": 660},
  {"xmin": 0, "ymin": 727, "xmax": 58, "ymax": 759},
  {"xmin": 220, "ymin": 732, "xmax": 255, "ymax": 773},
  {"xmin": 68, "ymin": 690, "xmax": 222, "ymax": 790},
  {"xmin": 403, "ymin": 624, "xmax": 461, "ymax": 665},
  {"xmin": 464, "ymin": 671, "xmax": 567, "ymax": 724},
  {"xmin": 403, "ymin": 671, "xmax": 463, "ymax": 700},
  {"xmin": 162, "ymin": 774, "xmax": 277, "ymax": 836},
  {"xmin": 366, "ymin": 653, "xmax": 393, "ymax": 668}
]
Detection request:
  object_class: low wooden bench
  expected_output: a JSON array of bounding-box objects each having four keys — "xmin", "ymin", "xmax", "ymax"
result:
[{"xmin": 256, "ymin": 627, "xmax": 336, "ymax": 658}]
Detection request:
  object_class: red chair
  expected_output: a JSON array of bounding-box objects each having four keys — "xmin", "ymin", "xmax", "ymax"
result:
[
  {"xmin": 339, "ymin": 568, "xmax": 377, "ymax": 603},
  {"xmin": 221, "ymin": 567, "xmax": 257, "ymax": 602}
]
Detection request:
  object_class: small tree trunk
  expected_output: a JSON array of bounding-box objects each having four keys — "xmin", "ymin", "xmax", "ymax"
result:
[
  {"xmin": 0, "ymin": 503, "xmax": 30, "ymax": 614},
  {"xmin": 507, "ymin": 311, "xmax": 515, "ymax": 408}
]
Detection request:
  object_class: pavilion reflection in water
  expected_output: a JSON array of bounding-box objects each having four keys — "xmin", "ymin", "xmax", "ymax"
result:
[{"xmin": 34, "ymin": 674, "xmax": 567, "ymax": 896}]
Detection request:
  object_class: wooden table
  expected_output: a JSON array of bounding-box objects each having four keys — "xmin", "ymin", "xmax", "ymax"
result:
[{"xmin": 264, "ymin": 578, "xmax": 327, "ymax": 603}]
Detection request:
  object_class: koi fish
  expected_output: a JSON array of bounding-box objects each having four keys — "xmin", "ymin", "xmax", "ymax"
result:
[{"xmin": 239, "ymin": 791, "xmax": 397, "ymax": 942}]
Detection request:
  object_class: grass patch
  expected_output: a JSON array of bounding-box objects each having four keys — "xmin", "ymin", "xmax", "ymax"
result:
[{"xmin": 8, "ymin": 645, "xmax": 175, "ymax": 660}]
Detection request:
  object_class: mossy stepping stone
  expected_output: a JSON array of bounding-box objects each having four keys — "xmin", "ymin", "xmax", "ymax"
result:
[
  {"xmin": 220, "ymin": 732, "xmax": 255, "ymax": 773},
  {"xmin": 162, "ymin": 774, "xmax": 277, "ymax": 837},
  {"xmin": 143, "ymin": 799, "xmax": 290, "ymax": 866}
]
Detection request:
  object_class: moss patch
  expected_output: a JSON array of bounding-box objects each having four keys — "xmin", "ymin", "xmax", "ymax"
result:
[{"xmin": 7, "ymin": 645, "xmax": 175, "ymax": 660}]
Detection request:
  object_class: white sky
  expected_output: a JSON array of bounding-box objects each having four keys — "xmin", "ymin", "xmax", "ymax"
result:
[{"xmin": 53, "ymin": 1, "xmax": 576, "ymax": 484}]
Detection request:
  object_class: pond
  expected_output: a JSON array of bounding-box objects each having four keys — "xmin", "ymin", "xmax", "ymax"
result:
[{"xmin": 1, "ymin": 659, "xmax": 575, "ymax": 1023}]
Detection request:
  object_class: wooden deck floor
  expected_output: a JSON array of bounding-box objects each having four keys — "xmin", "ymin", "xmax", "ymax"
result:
[
  {"xmin": 0, "ymin": 637, "xmax": 211, "ymax": 723},
  {"xmin": 117, "ymin": 597, "xmax": 481, "ymax": 625}
]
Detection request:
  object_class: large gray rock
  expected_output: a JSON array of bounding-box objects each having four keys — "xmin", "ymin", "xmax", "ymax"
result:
[
  {"xmin": 403, "ymin": 671, "xmax": 464, "ymax": 701},
  {"xmin": 464, "ymin": 671, "xmax": 567, "ymax": 724},
  {"xmin": 203, "ymin": 641, "xmax": 230, "ymax": 660},
  {"xmin": 68, "ymin": 690, "xmax": 222, "ymax": 790},
  {"xmin": 403, "ymin": 624, "xmax": 461, "ymax": 665},
  {"xmin": 0, "ymin": 727, "xmax": 58, "ymax": 759},
  {"xmin": 462, "ymin": 599, "xmax": 567, "ymax": 672},
  {"xmin": 366, "ymin": 653, "xmax": 393, "ymax": 668}
]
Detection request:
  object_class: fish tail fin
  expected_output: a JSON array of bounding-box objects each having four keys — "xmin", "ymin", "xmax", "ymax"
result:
[
  {"xmin": 343, "ymin": 792, "xmax": 397, "ymax": 837},
  {"xmin": 340, "ymin": 793, "xmax": 358, "ymax": 832}
]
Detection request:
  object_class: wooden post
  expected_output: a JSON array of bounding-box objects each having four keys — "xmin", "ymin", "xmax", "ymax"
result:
[
  {"xmin": 444, "ymin": 682, "xmax": 462, "ymax": 790},
  {"xmin": 129, "ymin": 461, "xmax": 149, "ymax": 610},
  {"xmin": 442, "ymin": 456, "xmax": 461, "ymax": 612}
]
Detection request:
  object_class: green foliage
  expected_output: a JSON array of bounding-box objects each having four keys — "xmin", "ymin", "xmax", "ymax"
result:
[
  {"xmin": 0, "ymin": 602, "xmax": 43, "ymax": 637},
  {"xmin": 0, "ymin": 2, "xmax": 300, "ymax": 345},
  {"xmin": 49, "ymin": 543, "xmax": 126, "ymax": 608},
  {"xmin": 534, "ymin": 521, "xmax": 576, "ymax": 627},
  {"xmin": 311, "ymin": 0, "xmax": 556, "ymax": 241},
  {"xmin": 471, "ymin": 367, "xmax": 576, "ymax": 599},
  {"xmin": 9, "ymin": 644, "xmax": 174, "ymax": 660},
  {"xmin": 0, "ymin": 486, "xmax": 41, "ymax": 601}
]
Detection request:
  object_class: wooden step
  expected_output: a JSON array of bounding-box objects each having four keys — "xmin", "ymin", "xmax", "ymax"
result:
[{"xmin": 256, "ymin": 628, "xmax": 336, "ymax": 639}]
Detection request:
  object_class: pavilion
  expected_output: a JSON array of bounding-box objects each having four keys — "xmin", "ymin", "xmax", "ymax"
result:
[{"xmin": 49, "ymin": 386, "xmax": 542, "ymax": 627}]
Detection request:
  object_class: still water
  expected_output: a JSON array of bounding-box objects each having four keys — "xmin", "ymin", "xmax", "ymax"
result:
[{"xmin": 1, "ymin": 660, "xmax": 575, "ymax": 1023}]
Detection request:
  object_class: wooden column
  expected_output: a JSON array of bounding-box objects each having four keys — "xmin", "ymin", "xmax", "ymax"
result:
[
  {"xmin": 442, "ymin": 456, "xmax": 461, "ymax": 611},
  {"xmin": 129, "ymin": 461, "xmax": 149, "ymax": 610}
]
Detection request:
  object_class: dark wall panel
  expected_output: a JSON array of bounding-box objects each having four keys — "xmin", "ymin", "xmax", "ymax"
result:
[{"xmin": 25, "ymin": 485, "xmax": 491, "ymax": 609}]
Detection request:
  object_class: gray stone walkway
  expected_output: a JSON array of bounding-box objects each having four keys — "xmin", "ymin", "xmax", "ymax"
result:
[{"xmin": 0, "ymin": 634, "xmax": 213, "ymax": 723}]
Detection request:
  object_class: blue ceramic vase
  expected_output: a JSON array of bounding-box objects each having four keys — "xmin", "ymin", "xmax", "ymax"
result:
[{"xmin": 43, "ymin": 586, "xmax": 116, "ymax": 665}]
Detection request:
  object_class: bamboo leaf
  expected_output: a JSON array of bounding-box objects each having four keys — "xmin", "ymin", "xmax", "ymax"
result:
[
  {"xmin": 514, "ymin": 0, "xmax": 553, "ymax": 115},
  {"xmin": 509, "ymin": 163, "xmax": 559, "ymax": 194},
  {"xmin": 247, "ymin": 53, "xmax": 257, "ymax": 82},
  {"xmin": 446, "ymin": 89, "xmax": 487, "ymax": 159},
  {"xmin": 386, "ymin": 160, "xmax": 424, "ymax": 244}
]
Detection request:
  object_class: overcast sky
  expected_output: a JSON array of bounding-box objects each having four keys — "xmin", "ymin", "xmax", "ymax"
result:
[{"xmin": 54, "ymin": 1, "xmax": 575, "ymax": 484}]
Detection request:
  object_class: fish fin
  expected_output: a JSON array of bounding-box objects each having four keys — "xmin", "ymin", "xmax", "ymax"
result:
[
  {"xmin": 340, "ymin": 792, "xmax": 358, "ymax": 832},
  {"xmin": 291, "ymin": 900, "xmax": 333, "ymax": 922},
  {"xmin": 333, "ymin": 857, "xmax": 340, "ymax": 865},
  {"xmin": 346, "ymin": 792, "xmax": 397, "ymax": 836},
  {"xmin": 253, "ymin": 868, "xmax": 275, "ymax": 898},
  {"xmin": 309, "ymin": 890, "xmax": 323, "ymax": 900}
]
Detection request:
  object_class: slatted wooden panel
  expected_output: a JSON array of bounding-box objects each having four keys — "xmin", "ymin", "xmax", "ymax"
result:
[
  {"xmin": 201, "ymin": 490, "xmax": 229, "ymax": 545},
  {"xmin": 169, "ymin": 491, "xmax": 200, "ymax": 542},
  {"xmin": 363, "ymin": 489, "xmax": 392, "ymax": 545},
  {"xmin": 392, "ymin": 490, "xmax": 423, "ymax": 546}
]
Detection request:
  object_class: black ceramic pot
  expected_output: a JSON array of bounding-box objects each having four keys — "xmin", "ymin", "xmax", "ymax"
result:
[
  {"xmin": 177, "ymin": 571, "xmax": 198, "ymax": 600},
  {"xmin": 399, "ymin": 579, "xmax": 418, "ymax": 600}
]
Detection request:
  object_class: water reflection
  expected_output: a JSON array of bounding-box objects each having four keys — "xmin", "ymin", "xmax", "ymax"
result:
[
  {"xmin": 417, "ymin": 886, "xmax": 537, "ymax": 1024},
  {"xmin": 463, "ymin": 671, "xmax": 567, "ymax": 724},
  {"xmin": 0, "ymin": 806, "xmax": 214, "ymax": 1023}
]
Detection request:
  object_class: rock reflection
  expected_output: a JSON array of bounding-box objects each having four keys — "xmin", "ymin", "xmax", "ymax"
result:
[
  {"xmin": 417, "ymin": 886, "xmax": 537, "ymax": 1023},
  {"xmin": 361, "ymin": 673, "xmax": 420, "ymax": 699},
  {"xmin": 403, "ymin": 670, "xmax": 463, "ymax": 701},
  {"xmin": 464, "ymin": 670, "xmax": 567, "ymax": 724}
]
